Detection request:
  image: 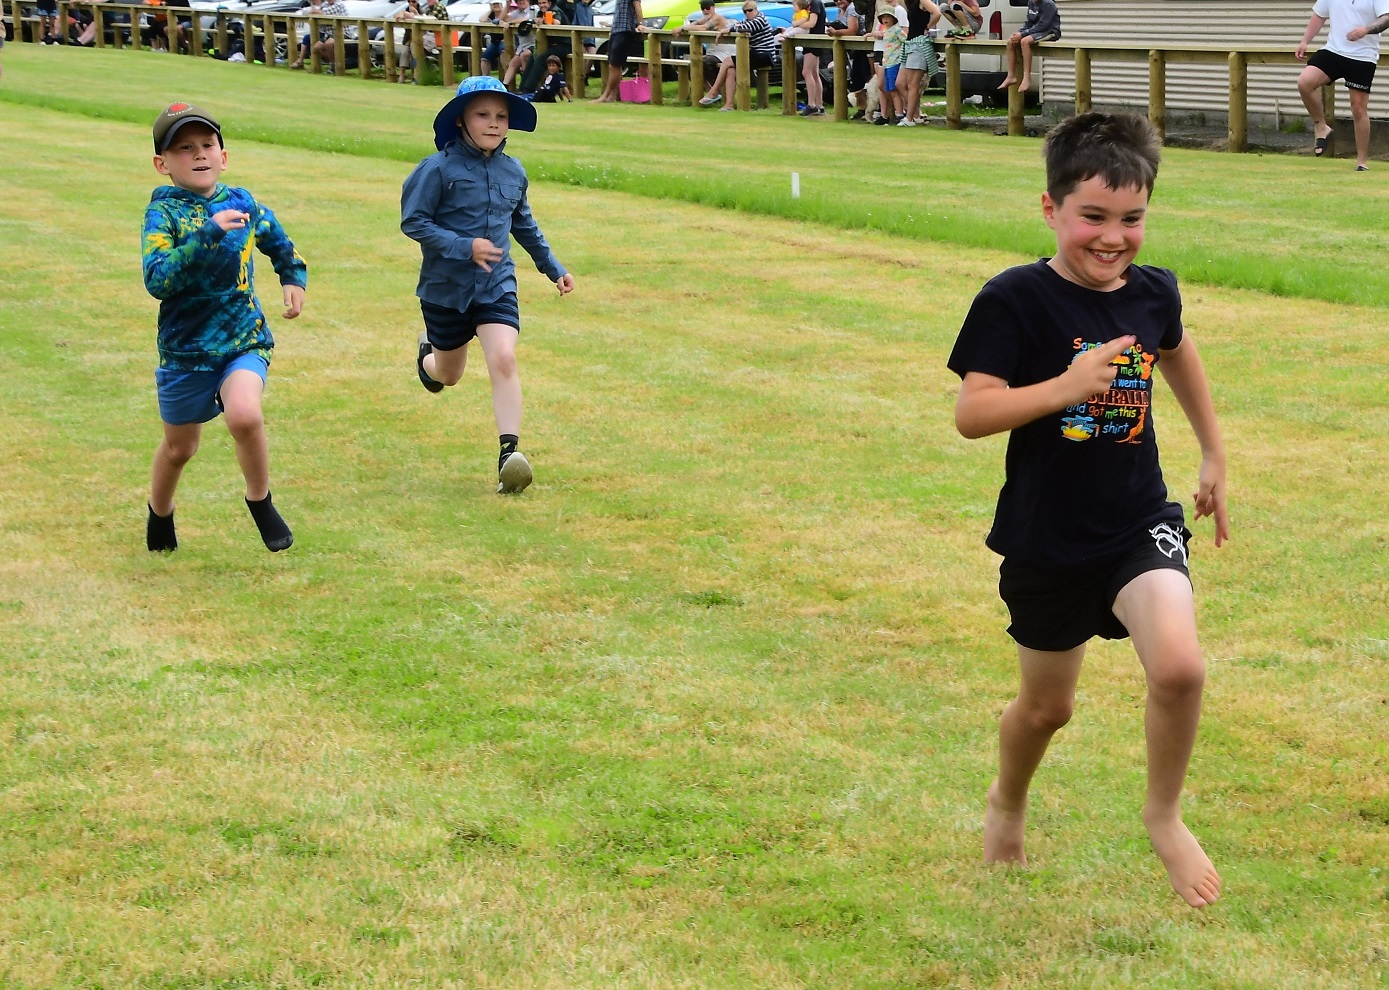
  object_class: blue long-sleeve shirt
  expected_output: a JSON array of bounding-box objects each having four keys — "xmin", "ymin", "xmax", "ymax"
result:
[
  {"xmin": 142, "ymin": 183, "xmax": 307, "ymax": 371},
  {"xmin": 1020, "ymin": 0, "xmax": 1060, "ymax": 40},
  {"xmin": 400, "ymin": 139, "xmax": 566, "ymax": 311}
]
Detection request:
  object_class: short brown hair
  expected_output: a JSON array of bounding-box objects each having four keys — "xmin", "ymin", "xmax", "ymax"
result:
[{"xmin": 1043, "ymin": 113, "xmax": 1161, "ymax": 204}]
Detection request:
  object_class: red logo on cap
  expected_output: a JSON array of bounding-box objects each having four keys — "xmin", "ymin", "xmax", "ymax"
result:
[{"xmin": 167, "ymin": 103, "xmax": 192, "ymax": 113}]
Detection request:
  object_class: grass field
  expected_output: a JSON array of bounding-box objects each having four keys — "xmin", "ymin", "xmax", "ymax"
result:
[{"xmin": 1, "ymin": 45, "xmax": 1386, "ymax": 989}]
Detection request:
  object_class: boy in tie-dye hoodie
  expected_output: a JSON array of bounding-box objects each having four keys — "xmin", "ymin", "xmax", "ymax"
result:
[{"xmin": 141, "ymin": 103, "xmax": 308, "ymax": 553}]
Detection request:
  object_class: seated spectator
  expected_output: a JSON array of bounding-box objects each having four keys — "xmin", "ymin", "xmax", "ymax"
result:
[
  {"xmin": 534, "ymin": 52, "xmax": 573, "ymax": 101},
  {"xmin": 502, "ymin": 0, "xmax": 542, "ymax": 91},
  {"xmin": 937, "ymin": 0, "xmax": 980, "ymax": 38},
  {"xmin": 475, "ymin": 1, "xmax": 507, "ymax": 75},
  {"xmin": 998, "ymin": 0, "xmax": 1059, "ymax": 93},
  {"xmin": 394, "ymin": 0, "xmax": 450, "ymax": 84},
  {"xmin": 289, "ymin": 0, "xmax": 349, "ymax": 70},
  {"xmin": 700, "ymin": 1, "xmax": 778, "ymax": 110},
  {"xmin": 672, "ymin": 0, "xmax": 733, "ymax": 85}
]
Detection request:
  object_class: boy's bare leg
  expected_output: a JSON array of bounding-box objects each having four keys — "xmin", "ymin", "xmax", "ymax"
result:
[
  {"xmin": 150, "ymin": 422, "xmax": 203, "ymax": 517},
  {"xmin": 985, "ymin": 642, "xmax": 1085, "ymax": 865},
  {"xmin": 220, "ymin": 369, "xmax": 271, "ymax": 501},
  {"xmin": 476, "ymin": 323, "xmax": 522, "ymax": 436},
  {"xmin": 998, "ymin": 36, "xmax": 1019, "ymax": 88},
  {"xmin": 423, "ymin": 340, "xmax": 469, "ymax": 386},
  {"xmin": 1018, "ymin": 37, "xmax": 1034, "ymax": 92},
  {"xmin": 1112, "ymin": 568, "xmax": 1221, "ymax": 908}
]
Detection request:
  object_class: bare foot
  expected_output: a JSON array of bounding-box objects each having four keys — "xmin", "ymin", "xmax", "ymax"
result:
[
  {"xmin": 1018, "ymin": 78, "xmax": 1031, "ymax": 93},
  {"xmin": 997, "ymin": 77, "xmax": 1016, "ymax": 91},
  {"xmin": 983, "ymin": 780, "xmax": 1027, "ymax": 865},
  {"xmin": 1144, "ymin": 806, "xmax": 1221, "ymax": 908}
]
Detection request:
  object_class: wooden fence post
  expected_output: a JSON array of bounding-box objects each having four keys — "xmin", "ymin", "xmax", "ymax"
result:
[
  {"xmin": 1007, "ymin": 81, "xmax": 1024, "ymax": 136},
  {"xmin": 441, "ymin": 22, "xmax": 455, "ymax": 87},
  {"xmin": 472, "ymin": 25, "xmax": 484, "ymax": 77},
  {"xmin": 9, "ymin": 0, "xmax": 23, "ymax": 43},
  {"xmin": 334, "ymin": 20, "xmax": 346, "ymax": 75},
  {"xmin": 832, "ymin": 38, "xmax": 847, "ymax": 121},
  {"xmin": 95, "ymin": 4, "xmax": 107, "ymax": 48},
  {"xmin": 167, "ymin": 7, "xmax": 178, "ymax": 54},
  {"xmin": 384, "ymin": 19, "xmax": 397, "ymax": 79},
  {"xmin": 56, "ymin": 2, "xmax": 68, "ymax": 43},
  {"xmin": 1227, "ymin": 50, "xmax": 1247, "ymax": 153},
  {"xmin": 1074, "ymin": 46, "xmax": 1091, "ymax": 115},
  {"xmin": 1148, "ymin": 48, "xmax": 1166, "ymax": 140},
  {"xmin": 411, "ymin": 21, "xmax": 423, "ymax": 80},
  {"xmin": 946, "ymin": 41, "xmax": 961, "ymax": 129},
  {"xmin": 689, "ymin": 32, "xmax": 705, "ymax": 102},
  {"xmin": 131, "ymin": 5, "xmax": 142, "ymax": 50},
  {"xmin": 781, "ymin": 36, "xmax": 795, "ymax": 114},
  {"xmin": 357, "ymin": 19, "xmax": 369, "ymax": 78},
  {"xmin": 735, "ymin": 32, "xmax": 750, "ymax": 111},
  {"xmin": 646, "ymin": 29, "xmax": 663, "ymax": 104},
  {"xmin": 261, "ymin": 14, "xmax": 274, "ymax": 66},
  {"xmin": 309, "ymin": 17, "xmax": 322, "ymax": 71}
]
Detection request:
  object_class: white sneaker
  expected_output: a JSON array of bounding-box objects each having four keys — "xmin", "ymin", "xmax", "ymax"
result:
[
  {"xmin": 897, "ymin": 118, "xmax": 918, "ymax": 127},
  {"xmin": 497, "ymin": 451, "xmax": 533, "ymax": 494}
]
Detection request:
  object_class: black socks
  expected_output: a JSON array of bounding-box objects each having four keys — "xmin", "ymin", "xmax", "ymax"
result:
[
  {"xmin": 147, "ymin": 505, "xmax": 177, "ymax": 553},
  {"xmin": 499, "ymin": 434, "xmax": 519, "ymax": 472},
  {"xmin": 246, "ymin": 492, "xmax": 294, "ymax": 552}
]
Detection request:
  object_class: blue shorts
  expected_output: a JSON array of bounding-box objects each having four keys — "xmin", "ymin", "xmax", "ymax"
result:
[
  {"xmin": 884, "ymin": 64, "xmax": 900, "ymax": 91},
  {"xmin": 421, "ymin": 295, "xmax": 521, "ymax": 351},
  {"xmin": 155, "ymin": 351, "xmax": 269, "ymax": 427}
]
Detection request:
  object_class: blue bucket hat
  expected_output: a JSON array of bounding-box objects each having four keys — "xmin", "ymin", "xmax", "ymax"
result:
[{"xmin": 433, "ymin": 75, "xmax": 538, "ymax": 150}]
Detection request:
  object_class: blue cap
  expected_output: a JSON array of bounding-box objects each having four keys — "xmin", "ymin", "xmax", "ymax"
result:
[{"xmin": 433, "ymin": 75, "xmax": 538, "ymax": 150}]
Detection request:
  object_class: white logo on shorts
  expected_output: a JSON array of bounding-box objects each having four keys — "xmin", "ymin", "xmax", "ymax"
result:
[{"xmin": 1150, "ymin": 522, "xmax": 1188, "ymax": 565}]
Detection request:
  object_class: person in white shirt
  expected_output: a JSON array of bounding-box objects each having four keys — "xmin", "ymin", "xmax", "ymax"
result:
[{"xmin": 1295, "ymin": 0, "xmax": 1389, "ymax": 170}]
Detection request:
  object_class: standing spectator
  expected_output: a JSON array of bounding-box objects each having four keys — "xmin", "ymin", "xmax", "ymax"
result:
[
  {"xmin": 572, "ymin": 0, "xmax": 598, "ymax": 61},
  {"xmin": 869, "ymin": 1, "xmax": 908, "ymax": 123},
  {"xmin": 1297, "ymin": 0, "xmax": 1389, "ymax": 170},
  {"xmin": 36, "ymin": 0, "xmax": 59, "ymax": 44},
  {"xmin": 798, "ymin": 0, "xmax": 829, "ymax": 116},
  {"xmin": 938, "ymin": 0, "xmax": 979, "ymax": 38},
  {"xmin": 702, "ymin": 1, "xmax": 779, "ymax": 110},
  {"xmin": 827, "ymin": 0, "xmax": 870, "ymax": 119},
  {"xmin": 897, "ymin": 0, "xmax": 939, "ymax": 126},
  {"xmin": 998, "ymin": 0, "xmax": 1059, "ymax": 94},
  {"xmin": 873, "ymin": 8, "xmax": 906, "ymax": 124},
  {"xmin": 595, "ymin": 0, "xmax": 643, "ymax": 102}
]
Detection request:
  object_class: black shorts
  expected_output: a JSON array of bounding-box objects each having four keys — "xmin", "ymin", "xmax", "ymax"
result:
[
  {"xmin": 608, "ymin": 30, "xmax": 640, "ymax": 68},
  {"xmin": 748, "ymin": 49, "xmax": 775, "ymax": 71},
  {"xmin": 421, "ymin": 295, "xmax": 520, "ymax": 351},
  {"xmin": 998, "ymin": 524, "xmax": 1192, "ymax": 652},
  {"xmin": 1308, "ymin": 48, "xmax": 1377, "ymax": 92},
  {"xmin": 36, "ymin": 0, "xmax": 58, "ymax": 14},
  {"xmin": 849, "ymin": 52, "xmax": 872, "ymax": 92}
]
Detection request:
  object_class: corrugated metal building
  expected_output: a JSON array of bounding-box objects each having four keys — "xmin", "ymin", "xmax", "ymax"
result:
[{"xmin": 1040, "ymin": 0, "xmax": 1389, "ymax": 120}]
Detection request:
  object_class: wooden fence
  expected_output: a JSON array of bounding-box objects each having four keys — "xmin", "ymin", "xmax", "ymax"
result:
[{"xmin": 4, "ymin": 6, "xmax": 1364, "ymax": 153}]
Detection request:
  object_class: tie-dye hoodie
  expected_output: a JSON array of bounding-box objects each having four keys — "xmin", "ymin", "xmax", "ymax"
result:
[{"xmin": 142, "ymin": 183, "xmax": 308, "ymax": 372}]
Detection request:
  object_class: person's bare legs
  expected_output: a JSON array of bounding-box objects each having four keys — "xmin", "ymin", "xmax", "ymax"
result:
[
  {"xmin": 1018, "ymin": 35, "xmax": 1037, "ymax": 92},
  {"xmin": 1112, "ymin": 568, "xmax": 1221, "ymax": 908},
  {"xmin": 220, "ymin": 369, "xmax": 271, "ymax": 501},
  {"xmin": 803, "ymin": 51, "xmax": 822, "ymax": 110},
  {"xmin": 475, "ymin": 323, "xmax": 522, "ymax": 436},
  {"xmin": 151, "ymin": 422, "xmax": 203, "ymax": 517},
  {"xmin": 985, "ymin": 642, "xmax": 1086, "ymax": 866},
  {"xmin": 998, "ymin": 34, "xmax": 1019, "ymax": 88},
  {"xmin": 423, "ymin": 339, "xmax": 469, "ymax": 386},
  {"xmin": 705, "ymin": 57, "xmax": 733, "ymax": 101},
  {"xmin": 595, "ymin": 62, "xmax": 623, "ymax": 101},
  {"xmin": 1349, "ymin": 88, "xmax": 1371, "ymax": 167},
  {"xmin": 901, "ymin": 65, "xmax": 923, "ymax": 122},
  {"xmin": 1297, "ymin": 64, "xmax": 1333, "ymax": 144}
]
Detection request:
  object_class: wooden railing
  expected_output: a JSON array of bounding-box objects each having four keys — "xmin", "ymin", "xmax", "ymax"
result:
[{"xmin": 3, "ymin": 9, "xmax": 1363, "ymax": 153}]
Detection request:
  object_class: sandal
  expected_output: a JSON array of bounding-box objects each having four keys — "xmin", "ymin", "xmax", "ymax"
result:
[{"xmin": 1314, "ymin": 131, "xmax": 1332, "ymax": 157}]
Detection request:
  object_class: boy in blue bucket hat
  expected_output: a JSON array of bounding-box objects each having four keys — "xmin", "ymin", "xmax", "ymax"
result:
[{"xmin": 402, "ymin": 75, "xmax": 575, "ymax": 495}]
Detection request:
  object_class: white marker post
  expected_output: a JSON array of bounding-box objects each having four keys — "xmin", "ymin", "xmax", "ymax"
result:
[{"xmin": 791, "ymin": 171, "xmax": 800, "ymax": 199}]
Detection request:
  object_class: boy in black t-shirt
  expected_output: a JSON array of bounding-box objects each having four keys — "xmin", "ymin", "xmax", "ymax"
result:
[{"xmin": 948, "ymin": 113, "xmax": 1229, "ymax": 909}]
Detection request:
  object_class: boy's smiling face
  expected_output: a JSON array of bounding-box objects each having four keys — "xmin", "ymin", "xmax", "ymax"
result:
[
  {"xmin": 1042, "ymin": 175, "xmax": 1148, "ymax": 292},
  {"xmin": 458, "ymin": 93, "xmax": 510, "ymax": 154},
  {"xmin": 154, "ymin": 122, "xmax": 226, "ymax": 198}
]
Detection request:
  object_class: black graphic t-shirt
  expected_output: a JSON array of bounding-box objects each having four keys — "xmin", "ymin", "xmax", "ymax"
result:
[{"xmin": 948, "ymin": 260, "xmax": 1187, "ymax": 566}]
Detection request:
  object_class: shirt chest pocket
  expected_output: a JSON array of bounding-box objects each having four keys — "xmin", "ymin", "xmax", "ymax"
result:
[{"xmin": 492, "ymin": 181, "xmax": 524, "ymax": 214}]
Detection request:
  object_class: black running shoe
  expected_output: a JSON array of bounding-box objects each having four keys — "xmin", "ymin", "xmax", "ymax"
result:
[{"xmin": 417, "ymin": 331, "xmax": 443, "ymax": 393}]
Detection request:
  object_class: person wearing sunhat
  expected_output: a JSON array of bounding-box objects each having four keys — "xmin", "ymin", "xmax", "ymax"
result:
[
  {"xmin": 401, "ymin": 76, "xmax": 576, "ymax": 496},
  {"xmin": 141, "ymin": 103, "xmax": 308, "ymax": 553}
]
